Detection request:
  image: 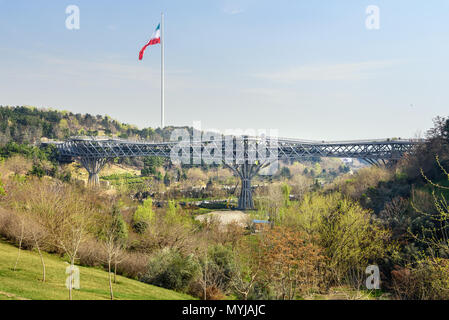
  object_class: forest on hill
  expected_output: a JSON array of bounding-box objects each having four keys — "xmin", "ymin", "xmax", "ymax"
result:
[{"xmin": 0, "ymin": 105, "xmax": 179, "ymax": 145}]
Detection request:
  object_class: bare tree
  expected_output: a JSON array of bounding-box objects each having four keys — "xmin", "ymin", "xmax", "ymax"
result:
[
  {"xmin": 21, "ymin": 201, "xmax": 50, "ymax": 282},
  {"xmin": 35, "ymin": 183, "xmax": 95, "ymax": 300},
  {"xmin": 13, "ymin": 215, "xmax": 24, "ymax": 272},
  {"xmin": 230, "ymin": 238, "xmax": 264, "ymax": 300},
  {"xmin": 4, "ymin": 179, "xmax": 47, "ymax": 278},
  {"xmin": 97, "ymin": 205, "xmax": 128, "ymax": 300}
]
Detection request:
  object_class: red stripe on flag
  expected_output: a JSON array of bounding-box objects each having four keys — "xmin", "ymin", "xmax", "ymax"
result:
[{"xmin": 139, "ymin": 38, "xmax": 161, "ymax": 60}]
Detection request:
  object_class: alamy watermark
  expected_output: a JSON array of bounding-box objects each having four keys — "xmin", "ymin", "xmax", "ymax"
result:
[
  {"xmin": 365, "ymin": 265, "xmax": 381, "ymax": 289},
  {"xmin": 64, "ymin": 5, "xmax": 379, "ymax": 31},
  {"xmin": 366, "ymin": 5, "xmax": 380, "ymax": 30},
  {"xmin": 65, "ymin": 264, "xmax": 80, "ymax": 290},
  {"xmin": 66, "ymin": 5, "xmax": 80, "ymax": 30}
]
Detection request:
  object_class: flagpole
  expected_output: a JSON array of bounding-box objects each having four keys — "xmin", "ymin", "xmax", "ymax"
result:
[{"xmin": 161, "ymin": 12, "xmax": 165, "ymax": 129}]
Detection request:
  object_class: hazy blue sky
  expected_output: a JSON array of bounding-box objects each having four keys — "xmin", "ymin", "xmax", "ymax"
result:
[{"xmin": 1, "ymin": 0, "xmax": 449, "ymax": 140}]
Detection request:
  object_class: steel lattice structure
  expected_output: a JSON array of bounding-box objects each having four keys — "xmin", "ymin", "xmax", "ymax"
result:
[{"xmin": 53, "ymin": 136, "xmax": 423, "ymax": 210}]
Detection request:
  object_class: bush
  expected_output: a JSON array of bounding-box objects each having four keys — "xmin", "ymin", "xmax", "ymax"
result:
[
  {"xmin": 202, "ymin": 245, "xmax": 236, "ymax": 295},
  {"xmin": 77, "ymin": 239, "xmax": 147, "ymax": 279},
  {"xmin": 279, "ymin": 192, "xmax": 393, "ymax": 287},
  {"xmin": 331, "ymin": 166, "xmax": 392, "ymax": 200},
  {"xmin": 140, "ymin": 248, "xmax": 199, "ymax": 292},
  {"xmin": 391, "ymin": 257, "xmax": 449, "ymax": 299},
  {"xmin": 132, "ymin": 198, "xmax": 154, "ymax": 233},
  {"xmin": 259, "ymin": 226, "xmax": 326, "ymax": 299},
  {"xmin": 29, "ymin": 163, "xmax": 46, "ymax": 178}
]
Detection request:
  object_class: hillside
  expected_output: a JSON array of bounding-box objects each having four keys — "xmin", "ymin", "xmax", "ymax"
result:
[
  {"xmin": 0, "ymin": 240, "xmax": 193, "ymax": 300},
  {"xmin": 0, "ymin": 105, "xmax": 182, "ymax": 145}
]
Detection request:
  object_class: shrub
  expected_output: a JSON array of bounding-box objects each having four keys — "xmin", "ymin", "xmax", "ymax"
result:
[
  {"xmin": 75, "ymin": 239, "xmax": 147, "ymax": 279},
  {"xmin": 392, "ymin": 257, "xmax": 449, "ymax": 299},
  {"xmin": 132, "ymin": 198, "xmax": 154, "ymax": 233},
  {"xmin": 279, "ymin": 192, "xmax": 393, "ymax": 287},
  {"xmin": 29, "ymin": 163, "xmax": 45, "ymax": 178},
  {"xmin": 134, "ymin": 203, "xmax": 195, "ymax": 254},
  {"xmin": 331, "ymin": 166, "xmax": 392, "ymax": 200},
  {"xmin": 204, "ymin": 245, "xmax": 236, "ymax": 292},
  {"xmin": 259, "ymin": 226, "xmax": 326, "ymax": 300},
  {"xmin": 140, "ymin": 248, "xmax": 199, "ymax": 292},
  {"xmin": 289, "ymin": 174, "xmax": 313, "ymax": 199},
  {"xmin": 281, "ymin": 183, "xmax": 291, "ymax": 207},
  {"xmin": 166, "ymin": 200, "xmax": 189, "ymax": 225}
]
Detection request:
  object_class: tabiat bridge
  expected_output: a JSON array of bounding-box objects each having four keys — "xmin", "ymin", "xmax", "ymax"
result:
[{"xmin": 49, "ymin": 135, "xmax": 424, "ymax": 210}]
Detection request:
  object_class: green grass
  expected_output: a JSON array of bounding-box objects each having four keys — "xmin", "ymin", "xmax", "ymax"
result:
[{"xmin": 0, "ymin": 241, "xmax": 194, "ymax": 300}]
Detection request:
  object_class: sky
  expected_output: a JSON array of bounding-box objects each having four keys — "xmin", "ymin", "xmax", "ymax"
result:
[{"xmin": 1, "ymin": 0, "xmax": 449, "ymax": 140}]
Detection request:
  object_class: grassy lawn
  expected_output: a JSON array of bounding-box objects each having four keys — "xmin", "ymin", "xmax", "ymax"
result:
[{"xmin": 0, "ymin": 241, "xmax": 194, "ymax": 300}]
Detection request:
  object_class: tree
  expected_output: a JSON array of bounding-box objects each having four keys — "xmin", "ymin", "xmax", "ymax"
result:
[
  {"xmin": 132, "ymin": 198, "xmax": 154, "ymax": 233},
  {"xmin": 5, "ymin": 180, "xmax": 49, "ymax": 281},
  {"xmin": 281, "ymin": 183, "xmax": 291, "ymax": 207},
  {"xmin": 13, "ymin": 212, "xmax": 25, "ymax": 272},
  {"xmin": 97, "ymin": 205, "xmax": 128, "ymax": 300},
  {"xmin": 5, "ymin": 179, "xmax": 95, "ymax": 292},
  {"xmin": 140, "ymin": 248, "xmax": 199, "ymax": 292},
  {"xmin": 281, "ymin": 193, "xmax": 392, "ymax": 287},
  {"xmin": 257, "ymin": 184, "xmax": 284, "ymax": 226},
  {"xmin": 20, "ymin": 205, "xmax": 50, "ymax": 282},
  {"xmin": 289, "ymin": 174, "xmax": 312, "ymax": 200},
  {"xmin": 231, "ymin": 238, "xmax": 264, "ymax": 300},
  {"xmin": 35, "ymin": 183, "xmax": 95, "ymax": 300},
  {"xmin": 141, "ymin": 157, "xmax": 165, "ymax": 176},
  {"xmin": 166, "ymin": 200, "xmax": 181, "ymax": 223},
  {"xmin": 164, "ymin": 172, "xmax": 170, "ymax": 187},
  {"xmin": 259, "ymin": 226, "xmax": 326, "ymax": 299},
  {"xmin": 279, "ymin": 167, "xmax": 291, "ymax": 179},
  {"xmin": 196, "ymin": 242, "xmax": 235, "ymax": 300},
  {"xmin": 426, "ymin": 116, "xmax": 449, "ymax": 142},
  {"xmin": 411, "ymin": 156, "xmax": 449, "ymax": 256},
  {"xmin": 141, "ymin": 201, "xmax": 195, "ymax": 254}
]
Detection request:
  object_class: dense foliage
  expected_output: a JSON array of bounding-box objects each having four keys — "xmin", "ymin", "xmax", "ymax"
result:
[{"xmin": 0, "ymin": 105, "xmax": 180, "ymax": 145}]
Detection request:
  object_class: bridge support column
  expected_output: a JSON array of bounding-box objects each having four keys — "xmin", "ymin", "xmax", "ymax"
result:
[
  {"xmin": 225, "ymin": 162, "xmax": 267, "ymax": 211},
  {"xmin": 239, "ymin": 162, "xmax": 255, "ymax": 210},
  {"xmin": 80, "ymin": 157, "xmax": 107, "ymax": 187}
]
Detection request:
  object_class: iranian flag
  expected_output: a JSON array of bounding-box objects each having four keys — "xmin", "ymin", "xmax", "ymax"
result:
[{"xmin": 139, "ymin": 23, "xmax": 161, "ymax": 60}]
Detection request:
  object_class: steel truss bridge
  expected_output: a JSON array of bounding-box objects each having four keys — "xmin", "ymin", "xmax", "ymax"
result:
[{"xmin": 53, "ymin": 136, "xmax": 423, "ymax": 210}]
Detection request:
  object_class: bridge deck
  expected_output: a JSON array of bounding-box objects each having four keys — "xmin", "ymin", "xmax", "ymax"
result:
[{"xmin": 52, "ymin": 136, "xmax": 423, "ymax": 162}]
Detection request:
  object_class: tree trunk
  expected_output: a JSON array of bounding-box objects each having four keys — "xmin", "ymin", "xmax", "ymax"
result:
[
  {"xmin": 69, "ymin": 258, "xmax": 74, "ymax": 300},
  {"xmin": 114, "ymin": 261, "xmax": 117, "ymax": 284},
  {"xmin": 13, "ymin": 222, "xmax": 24, "ymax": 271},
  {"xmin": 108, "ymin": 259, "xmax": 113, "ymax": 300},
  {"xmin": 36, "ymin": 242, "xmax": 46, "ymax": 282}
]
